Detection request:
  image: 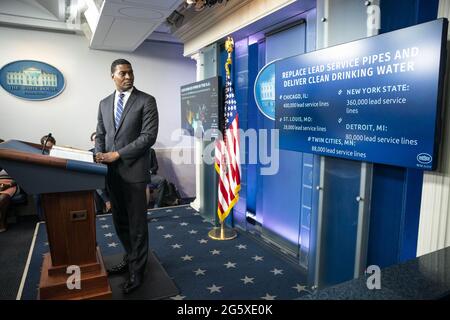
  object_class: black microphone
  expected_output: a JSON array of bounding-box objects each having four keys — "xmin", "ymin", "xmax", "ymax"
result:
[{"xmin": 41, "ymin": 133, "xmax": 52, "ymax": 155}]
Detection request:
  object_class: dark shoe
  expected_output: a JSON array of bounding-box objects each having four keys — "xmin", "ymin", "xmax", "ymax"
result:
[
  {"xmin": 122, "ymin": 272, "xmax": 143, "ymax": 294},
  {"xmin": 107, "ymin": 259, "xmax": 128, "ymax": 275}
]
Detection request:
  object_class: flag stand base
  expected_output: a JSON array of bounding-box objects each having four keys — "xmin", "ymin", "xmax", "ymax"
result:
[{"xmin": 208, "ymin": 223, "xmax": 237, "ymax": 241}]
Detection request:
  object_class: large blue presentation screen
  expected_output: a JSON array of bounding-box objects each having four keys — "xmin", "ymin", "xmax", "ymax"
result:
[{"xmin": 275, "ymin": 19, "xmax": 447, "ymax": 170}]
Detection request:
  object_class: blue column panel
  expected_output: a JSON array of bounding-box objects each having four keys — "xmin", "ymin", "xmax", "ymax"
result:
[{"xmin": 320, "ymin": 158, "xmax": 361, "ymax": 286}]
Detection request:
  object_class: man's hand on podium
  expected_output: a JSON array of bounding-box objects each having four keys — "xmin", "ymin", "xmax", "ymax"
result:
[{"xmin": 95, "ymin": 152, "xmax": 120, "ymax": 164}]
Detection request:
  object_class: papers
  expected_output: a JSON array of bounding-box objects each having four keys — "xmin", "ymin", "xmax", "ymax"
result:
[{"xmin": 49, "ymin": 145, "xmax": 94, "ymax": 163}]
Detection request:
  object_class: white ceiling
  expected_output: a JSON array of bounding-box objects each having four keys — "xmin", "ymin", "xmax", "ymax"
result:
[
  {"xmin": 90, "ymin": 0, "xmax": 185, "ymax": 51},
  {"xmin": 0, "ymin": 0, "xmax": 185, "ymax": 51},
  {"xmin": 0, "ymin": 0, "xmax": 72, "ymax": 32}
]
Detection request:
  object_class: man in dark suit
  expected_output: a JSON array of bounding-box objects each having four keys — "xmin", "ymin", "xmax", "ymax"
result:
[{"xmin": 95, "ymin": 58, "xmax": 158, "ymax": 294}]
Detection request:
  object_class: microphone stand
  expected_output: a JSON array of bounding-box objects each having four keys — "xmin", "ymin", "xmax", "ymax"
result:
[{"xmin": 41, "ymin": 133, "xmax": 52, "ymax": 155}]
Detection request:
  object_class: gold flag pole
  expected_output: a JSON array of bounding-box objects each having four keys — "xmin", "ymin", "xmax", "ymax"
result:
[
  {"xmin": 208, "ymin": 218, "xmax": 237, "ymax": 240},
  {"xmin": 224, "ymin": 36, "xmax": 233, "ymax": 78},
  {"xmin": 208, "ymin": 36, "xmax": 237, "ymax": 241}
]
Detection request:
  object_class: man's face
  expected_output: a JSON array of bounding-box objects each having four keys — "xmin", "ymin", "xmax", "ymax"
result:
[{"xmin": 112, "ymin": 64, "xmax": 134, "ymax": 92}]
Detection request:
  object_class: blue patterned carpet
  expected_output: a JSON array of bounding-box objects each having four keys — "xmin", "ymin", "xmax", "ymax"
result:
[{"xmin": 19, "ymin": 205, "xmax": 312, "ymax": 300}]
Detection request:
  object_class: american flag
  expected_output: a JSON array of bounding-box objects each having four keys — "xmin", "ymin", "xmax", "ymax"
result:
[{"xmin": 215, "ymin": 73, "xmax": 241, "ymax": 222}]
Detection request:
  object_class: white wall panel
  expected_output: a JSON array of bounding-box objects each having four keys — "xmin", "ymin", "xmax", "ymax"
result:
[{"xmin": 417, "ymin": 0, "xmax": 450, "ymax": 256}]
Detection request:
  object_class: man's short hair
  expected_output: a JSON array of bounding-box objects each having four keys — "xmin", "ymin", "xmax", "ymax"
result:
[
  {"xmin": 40, "ymin": 135, "xmax": 56, "ymax": 146},
  {"xmin": 90, "ymin": 132, "xmax": 96, "ymax": 141},
  {"xmin": 111, "ymin": 59, "xmax": 132, "ymax": 74}
]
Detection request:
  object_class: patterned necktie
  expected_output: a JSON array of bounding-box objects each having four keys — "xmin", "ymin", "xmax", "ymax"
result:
[{"xmin": 115, "ymin": 93, "xmax": 125, "ymax": 129}]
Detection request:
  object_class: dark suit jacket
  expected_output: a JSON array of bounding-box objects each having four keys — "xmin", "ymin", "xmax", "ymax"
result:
[
  {"xmin": 149, "ymin": 148, "xmax": 158, "ymax": 175},
  {"xmin": 95, "ymin": 87, "xmax": 159, "ymax": 183}
]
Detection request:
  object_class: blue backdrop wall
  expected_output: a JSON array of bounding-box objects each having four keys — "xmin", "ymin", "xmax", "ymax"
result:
[
  {"xmin": 367, "ymin": 0, "xmax": 439, "ymax": 269},
  {"xmin": 214, "ymin": 0, "xmax": 439, "ymax": 286}
]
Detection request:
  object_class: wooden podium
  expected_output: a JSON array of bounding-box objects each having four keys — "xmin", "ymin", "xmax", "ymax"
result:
[{"xmin": 0, "ymin": 140, "xmax": 112, "ymax": 300}]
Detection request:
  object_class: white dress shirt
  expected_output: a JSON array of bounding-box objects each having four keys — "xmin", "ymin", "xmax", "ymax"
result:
[{"xmin": 114, "ymin": 87, "xmax": 133, "ymax": 123}]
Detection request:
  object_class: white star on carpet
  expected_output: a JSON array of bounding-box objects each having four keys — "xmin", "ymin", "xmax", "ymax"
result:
[
  {"xmin": 270, "ymin": 268, "xmax": 283, "ymax": 275},
  {"xmin": 293, "ymin": 284, "xmax": 310, "ymax": 293},
  {"xmin": 202, "ymin": 219, "xmax": 209, "ymax": 223},
  {"xmin": 181, "ymin": 255, "xmax": 193, "ymax": 261},
  {"xmin": 99, "ymin": 217, "xmax": 107, "ymax": 221},
  {"xmin": 193, "ymin": 268, "xmax": 206, "ymax": 276},
  {"xmin": 101, "ymin": 224, "xmax": 110, "ymax": 229},
  {"xmin": 166, "ymin": 209, "xmax": 173, "ymax": 212},
  {"xmin": 261, "ymin": 293, "xmax": 276, "ymax": 300},
  {"xmin": 185, "ymin": 207, "xmax": 193, "ymax": 210},
  {"xmin": 43, "ymin": 242, "xmax": 48, "ymax": 246},
  {"xmin": 240, "ymin": 276, "xmax": 254, "ymax": 284},
  {"xmin": 224, "ymin": 261, "xmax": 237, "ymax": 269},
  {"xmin": 150, "ymin": 218, "xmax": 158, "ymax": 222},
  {"xmin": 207, "ymin": 284, "xmax": 222, "ymax": 293},
  {"xmin": 87, "ymin": 206, "xmax": 313, "ymax": 299}
]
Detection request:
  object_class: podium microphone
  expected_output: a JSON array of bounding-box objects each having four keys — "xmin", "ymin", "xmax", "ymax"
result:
[{"xmin": 41, "ymin": 133, "xmax": 52, "ymax": 155}]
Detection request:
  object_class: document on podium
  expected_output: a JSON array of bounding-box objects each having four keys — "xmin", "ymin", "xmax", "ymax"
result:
[{"xmin": 49, "ymin": 145, "xmax": 94, "ymax": 163}]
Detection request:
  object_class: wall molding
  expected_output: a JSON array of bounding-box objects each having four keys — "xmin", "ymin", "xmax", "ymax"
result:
[
  {"xmin": 174, "ymin": 0, "xmax": 253, "ymax": 42},
  {"xmin": 177, "ymin": 0, "xmax": 296, "ymax": 56}
]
